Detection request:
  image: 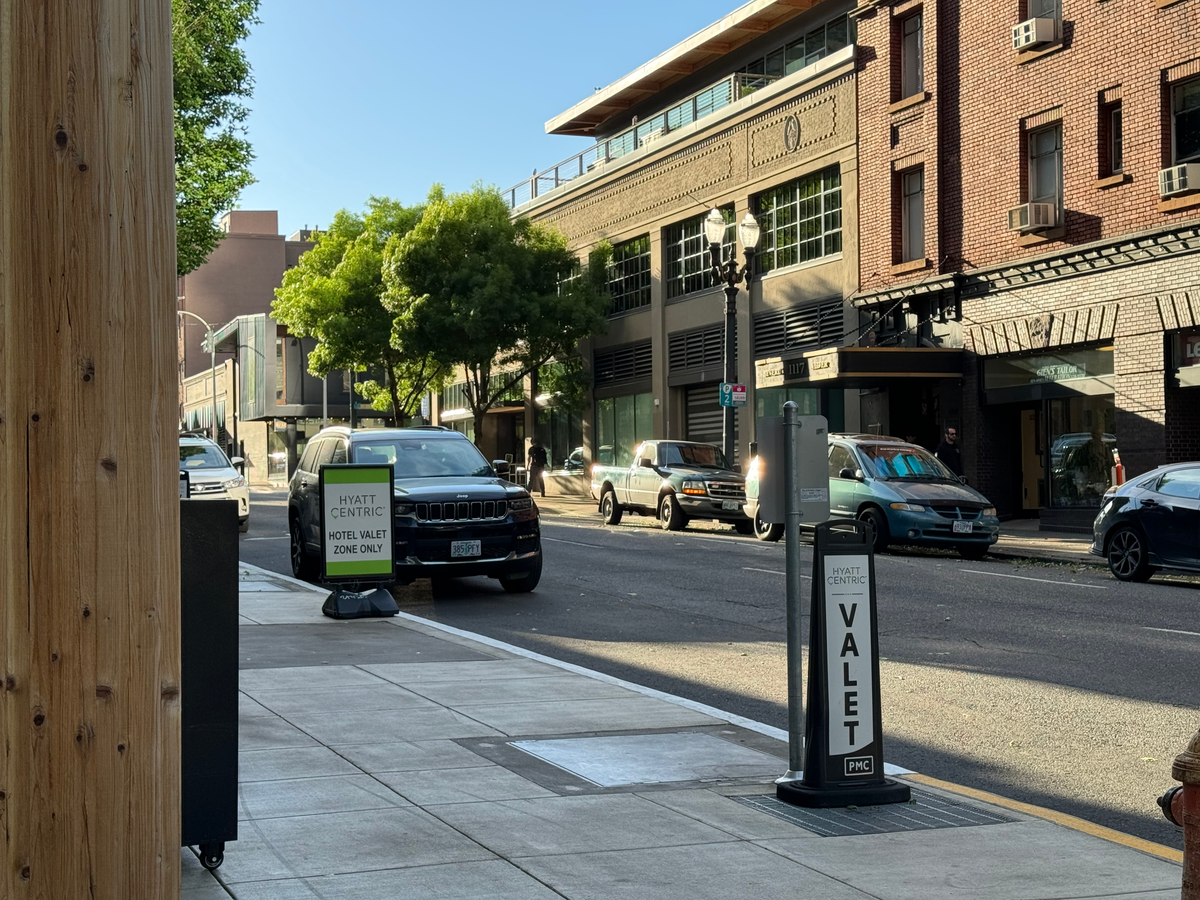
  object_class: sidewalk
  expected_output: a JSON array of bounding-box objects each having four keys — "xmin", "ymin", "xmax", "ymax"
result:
[
  {"xmin": 537, "ymin": 494, "xmax": 1100, "ymax": 566},
  {"xmin": 182, "ymin": 564, "xmax": 1182, "ymax": 899}
]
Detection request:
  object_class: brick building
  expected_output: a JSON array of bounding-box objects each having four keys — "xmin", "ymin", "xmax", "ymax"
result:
[{"xmin": 489, "ymin": 0, "xmax": 1200, "ymax": 527}]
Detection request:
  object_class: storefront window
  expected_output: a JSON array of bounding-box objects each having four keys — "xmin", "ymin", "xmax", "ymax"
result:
[
  {"xmin": 756, "ymin": 387, "xmax": 820, "ymax": 419},
  {"xmin": 1048, "ymin": 395, "xmax": 1116, "ymax": 508},
  {"xmin": 535, "ymin": 408, "xmax": 584, "ymax": 470},
  {"xmin": 596, "ymin": 393, "xmax": 653, "ymax": 466}
]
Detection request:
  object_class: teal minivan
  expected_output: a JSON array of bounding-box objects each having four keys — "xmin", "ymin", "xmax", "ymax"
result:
[{"xmin": 746, "ymin": 434, "xmax": 999, "ymax": 558}]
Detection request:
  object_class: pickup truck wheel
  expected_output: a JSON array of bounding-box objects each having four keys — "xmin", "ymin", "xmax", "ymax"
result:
[
  {"xmin": 754, "ymin": 512, "xmax": 783, "ymax": 542},
  {"xmin": 659, "ymin": 494, "xmax": 688, "ymax": 532},
  {"xmin": 500, "ymin": 553, "xmax": 543, "ymax": 593},
  {"xmin": 600, "ymin": 490, "xmax": 623, "ymax": 525}
]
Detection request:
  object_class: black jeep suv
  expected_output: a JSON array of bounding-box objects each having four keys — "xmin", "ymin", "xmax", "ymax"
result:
[{"xmin": 288, "ymin": 426, "xmax": 542, "ymax": 592}]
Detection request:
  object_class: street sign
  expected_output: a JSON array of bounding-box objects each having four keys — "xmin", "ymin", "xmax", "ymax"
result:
[
  {"xmin": 755, "ymin": 415, "xmax": 829, "ymax": 526},
  {"xmin": 319, "ymin": 464, "xmax": 396, "ymax": 583},
  {"xmin": 777, "ymin": 521, "xmax": 910, "ymax": 808},
  {"xmin": 719, "ymin": 383, "xmax": 747, "ymax": 407}
]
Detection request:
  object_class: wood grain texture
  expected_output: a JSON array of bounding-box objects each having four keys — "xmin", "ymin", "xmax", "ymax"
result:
[{"xmin": 0, "ymin": 1, "xmax": 180, "ymax": 897}]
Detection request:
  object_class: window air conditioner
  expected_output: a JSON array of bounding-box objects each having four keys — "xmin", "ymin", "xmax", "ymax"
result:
[
  {"xmin": 1158, "ymin": 164, "xmax": 1200, "ymax": 198},
  {"xmin": 1011, "ymin": 17, "xmax": 1057, "ymax": 50},
  {"xmin": 638, "ymin": 129, "xmax": 664, "ymax": 147},
  {"xmin": 1007, "ymin": 202, "xmax": 1057, "ymax": 233}
]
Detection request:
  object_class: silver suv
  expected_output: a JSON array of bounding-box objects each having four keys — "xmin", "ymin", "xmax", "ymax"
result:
[{"xmin": 180, "ymin": 434, "xmax": 250, "ymax": 532}]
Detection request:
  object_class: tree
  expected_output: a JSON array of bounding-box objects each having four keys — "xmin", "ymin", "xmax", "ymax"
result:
[
  {"xmin": 173, "ymin": 0, "xmax": 259, "ymax": 275},
  {"xmin": 272, "ymin": 197, "xmax": 448, "ymax": 423},
  {"xmin": 384, "ymin": 185, "xmax": 610, "ymax": 443}
]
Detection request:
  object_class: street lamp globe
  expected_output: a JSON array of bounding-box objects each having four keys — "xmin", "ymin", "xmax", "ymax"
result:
[
  {"xmin": 738, "ymin": 212, "xmax": 762, "ymax": 252},
  {"xmin": 704, "ymin": 208, "xmax": 727, "ymax": 247}
]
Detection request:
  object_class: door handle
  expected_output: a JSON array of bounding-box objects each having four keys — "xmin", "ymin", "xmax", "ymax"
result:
[{"xmin": 1140, "ymin": 498, "xmax": 1159, "ymax": 508}]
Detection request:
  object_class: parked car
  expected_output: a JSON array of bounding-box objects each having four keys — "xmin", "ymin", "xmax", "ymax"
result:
[
  {"xmin": 1091, "ymin": 462, "xmax": 1200, "ymax": 582},
  {"xmin": 745, "ymin": 434, "xmax": 999, "ymax": 558},
  {"xmin": 287, "ymin": 426, "xmax": 542, "ymax": 592},
  {"xmin": 180, "ymin": 433, "xmax": 249, "ymax": 532},
  {"xmin": 590, "ymin": 440, "xmax": 751, "ymax": 533}
]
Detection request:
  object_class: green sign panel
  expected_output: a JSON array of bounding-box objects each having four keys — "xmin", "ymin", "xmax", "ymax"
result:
[{"xmin": 319, "ymin": 465, "xmax": 395, "ymax": 582}]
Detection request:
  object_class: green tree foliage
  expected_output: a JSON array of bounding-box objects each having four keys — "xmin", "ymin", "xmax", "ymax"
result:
[
  {"xmin": 384, "ymin": 185, "xmax": 610, "ymax": 442},
  {"xmin": 272, "ymin": 197, "xmax": 448, "ymax": 423},
  {"xmin": 173, "ymin": 0, "xmax": 259, "ymax": 275}
]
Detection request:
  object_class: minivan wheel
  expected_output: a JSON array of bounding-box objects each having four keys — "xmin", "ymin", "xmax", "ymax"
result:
[
  {"xmin": 290, "ymin": 517, "xmax": 317, "ymax": 582},
  {"xmin": 1107, "ymin": 527, "xmax": 1153, "ymax": 582},
  {"xmin": 858, "ymin": 507, "xmax": 890, "ymax": 554},
  {"xmin": 754, "ymin": 511, "xmax": 784, "ymax": 542},
  {"xmin": 957, "ymin": 543, "xmax": 988, "ymax": 560}
]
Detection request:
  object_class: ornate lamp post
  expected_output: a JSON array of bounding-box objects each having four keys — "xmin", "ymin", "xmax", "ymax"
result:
[{"xmin": 707, "ymin": 209, "xmax": 762, "ymax": 466}]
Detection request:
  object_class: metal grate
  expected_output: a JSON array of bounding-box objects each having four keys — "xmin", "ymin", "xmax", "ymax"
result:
[
  {"xmin": 594, "ymin": 341, "xmax": 653, "ymax": 386},
  {"xmin": 732, "ymin": 788, "xmax": 1017, "ymax": 837},
  {"xmin": 753, "ymin": 300, "xmax": 843, "ymax": 358},
  {"xmin": 668, "ymin": 324, "xmax": 735, "ymax": 373},
  {"xmin": 415, "ymin": 500, "xmax": 507, "ymax": 522}
]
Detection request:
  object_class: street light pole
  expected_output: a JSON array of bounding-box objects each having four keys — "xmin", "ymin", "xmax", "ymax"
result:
[
  {"xmin": 707, "ymin": 210, "xmax": 761, "ymax": 466},
  {"xmin": 177, "ymin": 309, "xmax": 220, "ymax": 442}
]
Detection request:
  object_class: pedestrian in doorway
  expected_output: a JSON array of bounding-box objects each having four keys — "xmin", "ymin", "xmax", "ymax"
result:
[
  {"xmin": 528, "ymin": 439, "xmax": 548, "ymax": 497},
  {"xmin": 936, "ymin": 426, "xmax": 963, "ymax": 477}
]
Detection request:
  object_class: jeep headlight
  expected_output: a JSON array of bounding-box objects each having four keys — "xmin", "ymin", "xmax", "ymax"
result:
[
  {"xmin": 510, "ymin": 497, "xmax": 534, "ymax": 511},
  {"xmin": 681, "ymin": 480, "xmax": 707, "ymax": 496},
  {"xmin": 223, "ymin": 475, "xmax": 245, "ymax": 489}
]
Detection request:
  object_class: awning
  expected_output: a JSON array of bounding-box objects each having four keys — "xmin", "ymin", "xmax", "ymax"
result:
[{"xmin": 756, "ymin": 347, "xmax": 964, "ymax": 389}]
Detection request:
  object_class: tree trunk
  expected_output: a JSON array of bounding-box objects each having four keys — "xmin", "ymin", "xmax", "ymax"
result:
[
  {"xmin": 1, "ymin": 1, "xmax": 181, "ymax": 897},
  {"xmin": 384, "ymin": 356, "xmax": 405, "ymax": 427}
]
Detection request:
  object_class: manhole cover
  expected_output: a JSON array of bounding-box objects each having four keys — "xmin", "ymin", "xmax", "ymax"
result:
[
  {"xmin": 511, "ymin": 733, "xmax": 783, "ymax": 787},
  {"xmin": 733, "ymin": 787, "xmax": 1017, "ymax": 836}
]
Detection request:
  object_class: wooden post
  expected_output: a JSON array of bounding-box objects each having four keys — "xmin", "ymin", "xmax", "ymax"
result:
[{"xmin": 0, "ymin": 0, "xmax": 180, "ymax": 898}]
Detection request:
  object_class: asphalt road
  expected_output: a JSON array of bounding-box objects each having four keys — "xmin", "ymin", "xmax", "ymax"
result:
[{"xmin": 239, "ymin": 488, "xmax": 1199, "ymax": 850}]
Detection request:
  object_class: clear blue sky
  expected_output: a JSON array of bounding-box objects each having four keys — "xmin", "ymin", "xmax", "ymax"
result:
[{"xmin": 236, "ymin": 0, "xmax": 741, "ymax": 235}]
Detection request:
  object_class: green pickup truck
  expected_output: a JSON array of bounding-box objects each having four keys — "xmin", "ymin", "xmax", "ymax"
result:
[{"xmin": 590, "ymin": 440, "xmax": 751, "ymax": 533}]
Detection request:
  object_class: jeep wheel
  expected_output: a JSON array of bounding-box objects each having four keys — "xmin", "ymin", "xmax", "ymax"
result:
[
  {"xmin": 290, "ymin": 517, "xmax": 317, "ymax": 582},
  {"xmin": 500, "ymin": 553, "xmax": 543, "ymax": 593}
]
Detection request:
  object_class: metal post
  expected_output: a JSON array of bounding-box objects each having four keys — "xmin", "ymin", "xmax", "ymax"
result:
[
  {"xmin": 723, "ymin": 284, "xmax": 738, "ymax": 466},
  {"xmin": 782, "ymin": 400, "xmax": 805, "ymax": 779},
  {"xmin": 349, "ymin": 368, "xmax": 356, "ymax": 430},
  {"xmin": 209, "ymin": 327, "xmax": 217, "ymax": 442}
]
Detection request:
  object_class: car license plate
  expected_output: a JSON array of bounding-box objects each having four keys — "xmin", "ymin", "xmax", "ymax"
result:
[
  {"xmin": 451, "ymin": 540, "xmax": 481, "ymax": 558},
  {"xmin": 722, "ymin": 500, "xmax": 740, "ymax": 510},
  {"xmin": 952, "ymin": 520, "xmax": 973, "ymax": 534}
]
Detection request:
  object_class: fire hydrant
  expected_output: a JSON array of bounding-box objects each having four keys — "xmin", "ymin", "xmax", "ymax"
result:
[{"xmin": 1160, "ymin": 729, "xmax": 1200, "ymax": 900}]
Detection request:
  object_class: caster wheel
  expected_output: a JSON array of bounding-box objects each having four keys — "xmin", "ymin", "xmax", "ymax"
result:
[{"xmin": 198, "ymin": 844, "xmax": 224, "ymax": 871}]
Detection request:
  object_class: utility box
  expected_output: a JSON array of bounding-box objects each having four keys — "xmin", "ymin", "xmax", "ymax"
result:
[
  {"xmin": 756, "ymin": 414, "xmax": 830, "ymax": 525},
  {"xmin": 181, "ymin": 499, "xmax": 239, "ymax": 870}
]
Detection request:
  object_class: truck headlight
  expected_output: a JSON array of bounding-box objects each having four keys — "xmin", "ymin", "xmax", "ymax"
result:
[
  {"xmin": 681, "ymin": 481, "xmax": 706, "ymax": 495},
  {"xmin": 889, "ymin": 502, "xmax": 925, "ymax": 512},
  {"xmin": 223, "ymin": 475, "xmax": 246, "ymax": 489}
]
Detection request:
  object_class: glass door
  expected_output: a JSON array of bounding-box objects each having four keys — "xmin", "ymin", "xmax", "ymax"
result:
[{"xmin": 1047, "ymin": 395, "xmax": 1117, "ymax": 508}]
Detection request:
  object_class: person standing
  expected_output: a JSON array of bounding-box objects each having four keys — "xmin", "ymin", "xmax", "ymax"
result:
[
  {"xmin": 527, "ymin": 438, "xmax": 548, "ymax": 497},
  {"xmin": 936, "ymin": 426, "xmax": 963, "ymax": 477}
]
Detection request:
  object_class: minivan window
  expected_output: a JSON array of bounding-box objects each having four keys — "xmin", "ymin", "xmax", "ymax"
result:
[
  {"xmin": 352, "ymin": 439, "xmax": 492, "ymax": 478},
  {"xmin": 859, "ymin": 443, "xmax": 956, "ymax": 481},
  {"xmin": 829, "ymin": 445, "xmax": 856, "ymax": 477},
  {"xmin": 180, "ymin": 444, "xmax": 232, "ymax": 470}
]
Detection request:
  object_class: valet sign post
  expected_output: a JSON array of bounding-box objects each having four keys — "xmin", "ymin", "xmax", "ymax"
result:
[
  {"xmin": 318, "ymin": 465, "xmax": 400, "ymax": 620},
  {"xmin": 776, "ymin": 520, "xmax": 910, "ymax": 808}
]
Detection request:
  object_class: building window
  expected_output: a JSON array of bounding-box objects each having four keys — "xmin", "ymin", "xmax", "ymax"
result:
[
  {"xmin": 754, "ymin": 166, "xmax": 843, "ymax": 275},
  {"xmin": 664, "ymin": 208, "xmax": 733, "ymax": 300},
  {"xmin": 1027, "ymin": 0, "xmax": 1060, "ymax": 21},
  {"xmin": 1099, "ymin": 101, "xmax": 1123, "ymax": 176},
  {"xmin": 742, "ymin": 14, "xmax": 852, "ymax": 80},
  {"xmin": 1029, "ymin": 124, "xmax": 1062, "ymax": 207},
  {"xmin": 1173, "ymin": 77, "xmax": 1200, "ymax": 164},
  {"xmin": 901, "ymin": 168, "xmax": 926, "ymax": 262},
  {"xmin": 595, "ymin": 393, "xmax": 654, "ymax": 467},
  {"xmin": 607, "ymin": 235, "xmax": 652, "ymax": 316},
  {"xmin": 900, "ymin": 12, "xmax": 924, "ymax": 100}
]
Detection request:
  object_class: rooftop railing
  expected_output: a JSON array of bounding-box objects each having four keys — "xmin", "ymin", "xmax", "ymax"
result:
[{"xmin": 503, "ymin": 72, "xmax": 781, "ymax": 211}]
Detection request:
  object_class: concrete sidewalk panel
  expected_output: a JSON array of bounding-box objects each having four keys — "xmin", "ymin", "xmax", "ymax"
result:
[
  {"xmin": 757, "ymin": 820, "xmax": 1182, "ymax": 900},
  {"xmin": 636, "ymin": 789, "xmax": 823, "ymax": 841},
  {"xmin": 286, "ymin": 706, "xmax": 503, "ymax": 744},
  {"xmin": 239, "ymin": 747, "xmax": 361, "ymax": 783},
  {"xmin": 456, "ymin": 697, "xmax": 724, "ymax": 735},
  {"xmin": 249, "ymin": 683, "xmax": 439, "ymax": 717},
  {"xmin": 240, "ymin": 665, "xmax": 384, "ymax": 692},
  {"xmin": 216, "ymin": 807, "xmax": 494, "ymax": 884},
  {"xmin": 237, "ymin": 774, "xmax": 410, "ymax": 821},
  {"xmin": 376, "ymin": 765, "xmax": 557, "ymax": 805},
  {"xmin": 239, "ymin": 623, "xmax": 494, "ymax": 669},
  {"xmin": 427, "ymin": 794, "xmax": 735, "ymax": 857},
  {"xmin": 329, "ymin": 739, "xmax": 490, "ymax": 774},
  {"xmin": 238, "ymin": 596, "xmax": 330, "ymax": 625},
  {"xmin": 239, "ymin": 715, "xmax": 320, "ymax": 751},
  {"xmin": 408, "ymin": 673, "xmax": 639, "ymax": 707},
  {"xmin": 240, "ymin": 692, "xmax": 275, "ymax": 718},
  {"xmin": 517, "ymin": 842, "xmax": 875, "ymax": 900},
  {"xmin": 361, "ymin": 659, "xmax": 559, "ymax": 684},
  {"xmin": 224, "ymin": 859, "xmax": 565, "ymax": 900},
  {"xmin": 181, "ymin": 850, "xmax": 228, "ymax": 900}
]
